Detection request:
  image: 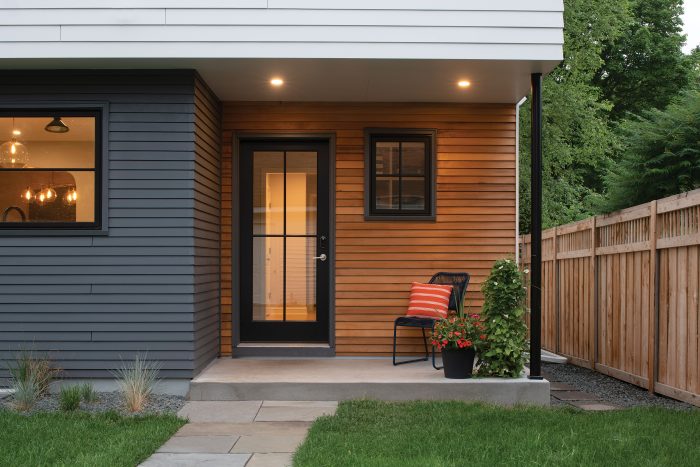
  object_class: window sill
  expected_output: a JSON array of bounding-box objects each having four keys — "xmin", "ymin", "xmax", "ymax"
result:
[
  {"xmin": 0, "ymin": 227, "xmax": 108, "ymax": 237},
  {"xmin": 364, "ymin": 215, "xmax": 436, "ymax": 222}
]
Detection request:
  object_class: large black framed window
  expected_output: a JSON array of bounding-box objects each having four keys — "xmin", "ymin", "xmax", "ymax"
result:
[
  {"xmin": 0, "ymin": 110, "xmax": 101, "ymax": 230},
  {"xmin": 365, "ymin": 129, "xmax": 436, "ymax": 220}
]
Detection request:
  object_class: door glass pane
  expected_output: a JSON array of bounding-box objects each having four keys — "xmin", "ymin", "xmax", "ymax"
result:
[
  {"xmin": 286, "ymin": 237, "xmax": 317, "ymax": 322},
  {"xmin": 402, "ymin": 177, "xmax": 426, "ymax": 210},
  {"xmin": 401, "ymin": 142, "xmax": 426, "ymax": 176},
  {"xmin": 253, "ymin": 151, "xmax": 284, "ymax": 235},
  {"xmin": 286, "ymin": 152, "xmax": 317, "ymax": 235},
  {"xmin": 375, "ymin": 177, "xmax": 399, "ymax": 210},
  {"xmin": 375, "ymin": 142, "xmax": 400, "ymax": 175},
  {"xmin": 252, "ymin": 237, "xmax": 284, "ymax": 321}
]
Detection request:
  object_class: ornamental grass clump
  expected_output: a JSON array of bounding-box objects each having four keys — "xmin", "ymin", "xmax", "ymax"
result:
[
  {"xmin": 59, "ymin": 385, "xmax": 82, "ymax": 412},
  {"xmin": 79, "ymin": 382, "xmax": 98, "ymax": 403},
  {"xmin": 477, "ymin": 258, "xmax": 528, "ymax": 377},
  {"xmin": 8, "ymin": 351, "xmax": 59, "ymax": 411},
  {"xmin": 113, "ymin": 354, "xmax": 160, "ymax": 413}
]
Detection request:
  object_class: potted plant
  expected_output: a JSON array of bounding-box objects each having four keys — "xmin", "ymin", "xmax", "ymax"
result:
[{"xmin": 431, "ymin": 306, "xmax": 486, "ymax": 379}]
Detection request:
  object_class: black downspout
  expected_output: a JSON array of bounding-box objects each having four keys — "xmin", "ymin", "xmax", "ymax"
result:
[{"xmin": 529, "ymin": 73, "xmax": 544, "ymax": 380}]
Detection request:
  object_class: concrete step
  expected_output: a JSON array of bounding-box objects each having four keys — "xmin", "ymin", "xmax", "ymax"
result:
[{"xmin": 188, "ymin": 358, "xmax": 550, "ymax": 406}]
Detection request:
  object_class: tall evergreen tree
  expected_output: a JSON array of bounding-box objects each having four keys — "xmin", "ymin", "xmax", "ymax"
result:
[
  {"xmin": 602, "ymin": 89, "xmax": 700, "ymax": 210},
  {"xmin": 595, "ymin": 0, "xmax": 692, "ymax": 119}
]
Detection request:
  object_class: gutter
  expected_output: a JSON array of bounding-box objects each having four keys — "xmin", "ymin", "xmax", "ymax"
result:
[{"xmin": 515, "ymin": 96, "xmax": 528, "ymax": 263}]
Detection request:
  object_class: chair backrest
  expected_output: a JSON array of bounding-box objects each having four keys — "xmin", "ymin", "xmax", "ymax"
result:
[{"xmin": 428, "ymin": 272, "xmax": 470, "ymax": 312}]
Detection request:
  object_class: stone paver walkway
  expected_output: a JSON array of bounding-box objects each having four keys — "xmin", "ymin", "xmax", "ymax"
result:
[
  {"xmin": 548, "ymin": 377, "xmax": 620, "ymax": 411},
  {"xmin": 140, "ymin": 400, "xmax": 338, "ymax": 467}
]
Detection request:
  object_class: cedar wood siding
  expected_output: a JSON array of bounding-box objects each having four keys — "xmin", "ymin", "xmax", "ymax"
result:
[
  {"xmin": 0, "ymin": 70, "xmax": 220, "ymax": 379},
  {"xmin": 221, "ymin": 102, "xmax": 516, "ymax": 356}
]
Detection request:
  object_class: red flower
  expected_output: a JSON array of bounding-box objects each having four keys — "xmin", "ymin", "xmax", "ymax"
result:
[
  {"xmin": 480, "ymin": 334, "xmax": 487, "ymax": 340},
  {"xmin": 465, "ymin": 340, "xmax": 472, "ymax": 348}
]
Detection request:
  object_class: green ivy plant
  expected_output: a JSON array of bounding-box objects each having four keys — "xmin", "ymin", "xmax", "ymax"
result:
[{"xmin": 476, "ymin": 258, "xmax": 528, "ymax": 378}]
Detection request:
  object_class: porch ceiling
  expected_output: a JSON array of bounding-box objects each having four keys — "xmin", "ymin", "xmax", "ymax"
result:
[{"xmin": 0, "ymin": 58, "xmax": 559, "ymax": 103}]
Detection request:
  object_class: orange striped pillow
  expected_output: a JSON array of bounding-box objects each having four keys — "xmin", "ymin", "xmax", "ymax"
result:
[{"xmin": 406, "ymin": 282, "xmax": 453, "ymax": 319}]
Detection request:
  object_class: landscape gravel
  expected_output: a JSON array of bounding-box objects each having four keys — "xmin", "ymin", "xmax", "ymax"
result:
[
  {"xmin": 543, "ymin": 362, "xmax": 695, "ymax": 410},
  {"xmin": 1, "ymin": 391, "xmax": 185, "ymax": 416}
]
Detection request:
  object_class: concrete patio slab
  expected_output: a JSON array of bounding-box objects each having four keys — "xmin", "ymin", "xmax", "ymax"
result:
[
  {"xmin": 140, "ymin": 453, "xmax": 251, "ymax": 467},
  {"xmin": 550, "ymin": 382, "xmax": 578, "ymax": 391},
  {"xmin": 189, "ymin": 358, "xmax": 550, "ymax": 406},
  {"xmin": 246, "ymin": 453, "xmax": 293, "ymax": 467},
  {"xmin": 177, "ymin": 401, "xmax": 262, "ymax": 423},
  {"xmin": 157, "ymin": 435, "xmax": 239, "ymax": 454},
  {"xmin": 261, "ymin": 400, "xmax": 338, "ymax": 408},
  {"xmin": 175, "ymin": 421, "xmax": 311, "ymax": 437},
  {"xmin": 570, "ymin": 402, "xmax": 620, "ymax": 411},
  {"xmin": 230, "ymin": 433, "xmax": 307, "ymax": 453}
]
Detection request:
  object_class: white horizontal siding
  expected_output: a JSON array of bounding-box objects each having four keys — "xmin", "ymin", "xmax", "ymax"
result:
[{"xmin": 0, "ymin": 1, "xmax": 563, "ymax": 61}]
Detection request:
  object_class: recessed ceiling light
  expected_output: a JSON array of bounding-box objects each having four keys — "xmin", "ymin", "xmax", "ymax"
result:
[
  {"xmin": 270, "ymin": 78, "xmax": 284, "ymax": 87},
  {"xmin": 457, "ymin": 80, "xmax": 471, "ymax": 88},
  {"xmin": 12, "ymin": 129, "xmax": 21, "ymax": 136}
]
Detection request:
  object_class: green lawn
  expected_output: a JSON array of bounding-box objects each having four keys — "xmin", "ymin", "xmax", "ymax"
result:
[
  {"xmin": 294, "ymin": 401, "xmax": 700, "ymax": 467},
  {"xmin": 0, "ymin": 409, "xmax": 184, "ymax": 467}
]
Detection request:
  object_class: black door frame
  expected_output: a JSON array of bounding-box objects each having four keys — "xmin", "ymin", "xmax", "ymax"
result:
[{"xmin": 231, "ymin": 134, "xmax": 336, "ymax": 349}]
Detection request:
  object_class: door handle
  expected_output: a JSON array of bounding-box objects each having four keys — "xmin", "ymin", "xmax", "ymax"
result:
[{"xmin": 313, "ymin": 254, "xmax": 328, "ymax": 262}]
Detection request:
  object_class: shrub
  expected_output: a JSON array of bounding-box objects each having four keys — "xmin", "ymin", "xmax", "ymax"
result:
[
  {"xmin": 113, "ymin": 354, "xmax": 160, "ymax": 413},
  {"xmin": 59, "ymin": 386, "xmax": 82, "ymax": 412},
  {"xmin": 476, "ymin": 258, "xmax": 528, "ymax": 377},
  {"xmin": 79, "ymin": 383, "xmax": 98, "ymax": 403}
]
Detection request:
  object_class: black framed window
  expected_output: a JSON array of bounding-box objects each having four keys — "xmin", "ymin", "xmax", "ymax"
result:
[
  {"xmin": 365, "ymin": 129, "xmax": 436, "ymax": 219},
  {"xmin": 0, "ymin": 110, "xmax": 101, "ymax": 229}
]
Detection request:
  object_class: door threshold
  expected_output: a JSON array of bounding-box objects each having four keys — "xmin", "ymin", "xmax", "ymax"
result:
[{"xmin": 234, "ymin": 343, "xmax": 334, "ymax": 358}]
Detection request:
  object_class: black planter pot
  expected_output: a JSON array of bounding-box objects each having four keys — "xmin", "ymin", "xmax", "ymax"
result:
[{"xmin": 441, "ymin": 347, "xmax": 476, "ymax": 379}]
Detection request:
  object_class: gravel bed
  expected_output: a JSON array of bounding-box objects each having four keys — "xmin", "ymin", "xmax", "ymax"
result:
[
  {"xmin": 543, "ymin": 362, "xmax": 696, "ymax": 410},
  {"xmin": 1, "ymin": 391, "xmax": 185, "ymax": 416}
]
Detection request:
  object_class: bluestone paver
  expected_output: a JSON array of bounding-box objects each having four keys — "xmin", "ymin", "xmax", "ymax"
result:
[
  {"xmin": 140, "ymin": 453, "xmax": 251, "ymax": 467},
  {"xmin": 177, "ymin": 401, "xmax": 262, "ymax": 423},
  {"xmin": 230, "ymin": 433, "xmax": 307, "ymax": 454},
  {"xmin": 157, "ymin": 435, "xmax": 239, "ymax": 454},
  {"xmin": 246, "ymin": 453, "xmax": 294, "ymax": 467}
]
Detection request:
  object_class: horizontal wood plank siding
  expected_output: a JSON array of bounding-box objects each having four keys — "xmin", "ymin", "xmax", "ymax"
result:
[
  {"xmin": 0, "ymin": 70, "xmax": 220, "ymax": 379},
  {"xmin": 221, "ymin": 102, "xmax": 517, "ymax": 356},
  {"xmin": 193, "ymin": 75, "xmax": 222, "ymax": 374}
]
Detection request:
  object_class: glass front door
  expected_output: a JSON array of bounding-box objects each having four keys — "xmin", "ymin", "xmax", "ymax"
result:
[{"xmin": 240, "ymin": 140, "xmax": 330, "ymax": 342}]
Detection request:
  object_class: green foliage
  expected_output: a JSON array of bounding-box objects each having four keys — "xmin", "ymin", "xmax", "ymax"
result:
[
  {"xmin": 430, "ymin": 313, "xmax": 485, "ymax": 351},
  {"xmin": 519, "ymin": 0, "xmax": 628, "ymax": 232},
  {"xmin": 595, "ymin": 0, "xmax": 693, "ymax": 120},
  {"xmin": 79, "ymin": 383, "xmax": 99, "ymax": 403},
  {"xmin": 476, "ymin": 259, "xmax": 528, "ymax": 378},
  {"xmin": 59, "ymin": 386, "xmax": 82, "ymax": 412},
  {"xmin": 600, "ymin": 88, "xmax": 700, "ymax": 211}
]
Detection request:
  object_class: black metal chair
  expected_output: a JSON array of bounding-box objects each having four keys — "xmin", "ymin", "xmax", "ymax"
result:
[{"xmin": 392, "ymin": 272, "xmax": 471, "ymax": 369}]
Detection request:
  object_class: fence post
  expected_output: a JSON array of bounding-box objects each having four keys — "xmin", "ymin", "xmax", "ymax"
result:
[
  {"xmin": 554, "ymin": 226, "xmax": 560, "ymax": 354},
  {"xmin": 647, "ymin": 201, "xmax": 658, "ymax": 393},
  {"xmin": 590, "ymin": 217, "xmax": 597, "ymax": 369}
]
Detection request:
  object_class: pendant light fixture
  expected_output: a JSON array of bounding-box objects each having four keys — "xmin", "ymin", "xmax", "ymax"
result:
[
  {"xmin": 45, "ymin": 117, "xmax": 70, "ymax": 133},
  {"xmin": 0, "ymin": 118, "xmax": 30, "ymax": 168},
  {"xmin": 21, "ymin": 187, "xmax": 33, "ymax": 202},
  {"xmin": 65, "ymin": 187, "xmax": 78, "ymax": 205}
]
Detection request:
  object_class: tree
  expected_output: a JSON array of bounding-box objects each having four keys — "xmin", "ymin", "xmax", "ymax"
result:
[
  {"xmin": 519, "ymin": 0, "xmax": 628, "ymax": 233},
  {"xmin": 601, "ymin": 89, "xmax": 700, "ymax": 211},
  {"xmin": 595, "ymin": 0, "xmax": 692, "ymax": 120}
]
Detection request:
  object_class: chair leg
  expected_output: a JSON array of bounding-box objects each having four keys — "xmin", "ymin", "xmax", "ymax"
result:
[
  {"xmin": 421, "ymin": 328, "xmax": 429, "ymax": 360},
  {"xmin": 392, "ymin": 321, "xmax": 398, "ymax": 366}
]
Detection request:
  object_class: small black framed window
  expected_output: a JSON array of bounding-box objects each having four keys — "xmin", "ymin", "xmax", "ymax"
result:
[
  {"xmin": 0, "ymin": 110, "xmax": 102, "ymax": 230},
  {"xmin": 365, "ymin": 129, "xmax": 436, "ymax": 220}
]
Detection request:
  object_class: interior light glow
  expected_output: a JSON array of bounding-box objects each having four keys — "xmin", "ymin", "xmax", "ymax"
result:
[
  {"xmin": 457, "ymin": 80, "xmax": 471, "ymax": 88},
  {"xmin": 270, "ymin": 78, "xmax": 284, "ymax": 87}
]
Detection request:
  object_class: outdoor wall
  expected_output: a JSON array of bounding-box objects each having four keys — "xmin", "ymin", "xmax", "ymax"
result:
[
  {"xmin": 0, "ymin": 70, "xmax": 220, "ymax": 380},
  {"xmin": 221, "ymin": 102, "xmax": 517, "ymax": 356}
]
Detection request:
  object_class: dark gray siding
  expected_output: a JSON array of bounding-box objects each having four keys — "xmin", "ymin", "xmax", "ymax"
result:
[
  {"xmin": 0, "ymin": 70, "xmax": 220, "ymax": 379},
  {"xmin": 193, "ymin": 76, "xmax": 221, "ymax": 374}
]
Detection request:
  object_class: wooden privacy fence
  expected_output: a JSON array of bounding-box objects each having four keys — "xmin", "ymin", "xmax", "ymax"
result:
[{"xmin": 521, "ymin": 189, "xmax": 700, "ymax": 407}]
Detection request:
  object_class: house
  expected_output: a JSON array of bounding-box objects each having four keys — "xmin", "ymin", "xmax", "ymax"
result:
[{"xmin": 0, "ymin": 1, "xmax": 564, "ymax": 387}]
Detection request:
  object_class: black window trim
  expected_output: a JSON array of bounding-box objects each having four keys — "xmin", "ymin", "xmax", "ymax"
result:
[
  {"xmin": 0, "ymin": 103, "xmax": 109, "ymax": 236},
  {"xmin": 364, "ymin": 128, "xmax": 437, "ymax": 221}
]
